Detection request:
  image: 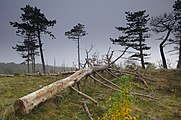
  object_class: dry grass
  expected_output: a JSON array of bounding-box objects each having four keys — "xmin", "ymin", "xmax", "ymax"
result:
[{"xmin": 0, "ymin": 69, "xmax": 181, "ymax": 120}]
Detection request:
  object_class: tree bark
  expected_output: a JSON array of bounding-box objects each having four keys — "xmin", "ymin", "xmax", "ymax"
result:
[
  {"xmin": 82, "ymin": 101, "xmax": 94, "ymax": 120},
  {"xmin": 70, "ymin": 86, "xmax": 98, "ymax": 105},
  {"xmin": 27, "ymin": 48, "xmax": 30, "ymax": 73},
  {"xmin": 14, "ymin": 65, "xmax": 108, "ymax": 115},
  {"xmin": 177, "ymin": 38, "xmax": 181, "ymax": 69},
  {"xmin": 38, "ymin": 31, "xmax": 46, "ymax": 74},
  {"xmin": 160, "ymin": 30, "xmax": 171, "ymax": 69},
  {"xmin": 77, "ymin": 36, "xmax": 81, "ymax": 70},
  {"xmin": 111, "ymin": 47, "xmax": 129, "ymax": 64},
  {"xmin": 77, "ymin": 36, "xmax": 81, "ymax": 90},
  {"xmin": 139, "ymin": 33, "xmax": 145, "ymax": 69}
]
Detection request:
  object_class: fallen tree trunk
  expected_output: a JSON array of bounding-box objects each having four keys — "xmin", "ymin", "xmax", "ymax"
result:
[{"xmin": 14, "ymin": 65, "xmax": 108, "ymax": 115}]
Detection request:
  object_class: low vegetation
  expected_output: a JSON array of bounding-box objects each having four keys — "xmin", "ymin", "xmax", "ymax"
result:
[{"xmin": 0, "ymin": 68, "xmax": 181, "ymax": 120}]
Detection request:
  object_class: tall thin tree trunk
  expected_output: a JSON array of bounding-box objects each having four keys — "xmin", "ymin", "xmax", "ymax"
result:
[
  {"xmin": 38, "ymin": 31, "xmax": 46, "ymax": 74},
  {"xmin": 31, "ymin": 58, "xmax": 34, "ymax": 73},
  {"xmin": 177, "ymin": 38, "xmax": 181, "ymax": 69},
  {"xmin": 139, "ymin": 33, "xmax": 145, "ymax": 69},
  {"xmin": 140, "ymin": 48, "xmax": 145, "ymax": 69},
  {"xmin": 77, "ymin": 36, "xmax": 81, "ymax": 70},
  {"xmin": 53, "ymin": 58, "xmax": 56, "ymax": 73},
  {"xmin": 33, "ymin": 54, "xmax": 35, "ymax": 73},
  {"xmin": 27, "ymin": 35, "xmax": 30, "ymax": 73},
  {"xmin": 160, "ymin": 45, "xmax": 167, "ymax": 69},
  {"xmin": 77, "ymin": 36, "xmax": 81, "ymax": 91},
  {"xmin": 31, "ymin": 50, "xmax": 35, "ymax": 73},
  {"xmin": 160, "ymin": 30, "xmax": 171, "ymax": 69},
  {"xmin": 27, "ymin": 49, "xmax": 30, "ymax": 73}
]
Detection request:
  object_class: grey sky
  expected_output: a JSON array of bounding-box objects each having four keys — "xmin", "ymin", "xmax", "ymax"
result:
[{"xmin": 0, "ymin": 0, "xmax": 176, "ymax": 67}]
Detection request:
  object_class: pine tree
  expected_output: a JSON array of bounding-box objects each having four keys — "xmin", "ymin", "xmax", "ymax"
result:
[
  {"xmin": 10, "ymin": 21, "xmax": 39, "ymax": 73},
  {"xmin": 65, "ymin": 23, "xmax": 87, "ymax": 69},
  {"xmin": 65, "ymin": 23, "xmax": 87, "ymax": 91},
  {"xmin": 111, "ymin": 10, "xmax": 150, "ymax": 69},
  {"xmin": 20, "ymin": 5, "xmax": 56, "ymax": 73}
]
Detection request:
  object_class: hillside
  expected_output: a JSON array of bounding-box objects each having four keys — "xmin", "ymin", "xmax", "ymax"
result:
[
  {"xmin": 0, "ymin": 62, "xmax": 74, "ymax": 74},
  {"xmin": 0, "ymin": 68, "xmax": 181, "ymax": 120}
]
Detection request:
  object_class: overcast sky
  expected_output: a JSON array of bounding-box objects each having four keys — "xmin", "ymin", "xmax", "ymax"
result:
[{"xmin": 0, "ymin": 0, "xmax": 176, "ymax": 67}]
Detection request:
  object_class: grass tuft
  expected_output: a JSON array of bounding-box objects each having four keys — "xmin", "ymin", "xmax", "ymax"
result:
[{"xmin": 0, "ymin": 69, "xmax": 181, "ymax": 119}]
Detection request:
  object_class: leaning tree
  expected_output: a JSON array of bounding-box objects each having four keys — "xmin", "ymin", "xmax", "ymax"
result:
[
  {"xmin": 65, "ymin": 23, "xmax": 87, "ymax": 70},
  {"xmin": 150, "ymin": 13, "xmax": 175, "ymax": 69},
  {"xmin": 19, "ymin": 5, "xmax": 56, "ymax": 74},
  {"xmin": 111, "ymin": 10, "xmax": 151, "ymax": 69},
  {"xmin": 173, "ymin": 0, "xmax": 181, "ymax": 69}
]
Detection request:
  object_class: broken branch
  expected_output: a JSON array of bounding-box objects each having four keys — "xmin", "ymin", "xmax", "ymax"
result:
[
  {"xmin": 89, "ymin": 75, "xmax": 120, "ymax": 92},
  {"xmin": 95, "ymin": 72, "xmax": 120, "ymax": 89},
  {"xmin": 105, "ymin": 69, "xmax": 119, "ymax": 79},
  {"xmin": 70, "ymin": 86, "xmax": 98, "ymax": 105},
  {"xmin": 82, "ymin": 101, "xmax": 93, "ymax": 120}
]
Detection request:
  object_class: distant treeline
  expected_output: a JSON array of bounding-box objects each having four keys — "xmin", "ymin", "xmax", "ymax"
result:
[{"xmin": 0, "ymin": 62, "xmax": 74, "ymax": 74}]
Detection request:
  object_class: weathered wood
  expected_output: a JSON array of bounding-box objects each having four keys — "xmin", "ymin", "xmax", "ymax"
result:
[
  {"xmin": 122, "ymin": 70, "xmax": 149, "ymax": 87},
  {"xmin": 0, "ymin": 74, "xmax": 14, "ymax": 77},
  {"xmin": 82, "ymin": 101, "xmax": 93, "ymax": 120},
  {"xmin": 14, "ymin": 65, "xmax": 108, "ymax": 115},
  {"xmin": 70, "ymin": 86, "xmax": 98, "ymax": 105},
  {"xmin": 95, "ymin": 72, "xmax": 120, "ymax": 89},
  {"xmin": 89, "ymin": 75, "xmax": 120, "ymax": 92},
  {"xmin": 60, "ymin": 71, "xmax": 76, "ymax": 75},
  {"xmin": 130, "ymin": 92, "xmax": 159, "ymax": 100},
  {"xmin": 105, "ymin": 69, "xmax": 119, "ymax": 79}
]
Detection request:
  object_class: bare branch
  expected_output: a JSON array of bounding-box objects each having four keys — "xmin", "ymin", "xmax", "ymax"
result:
[
  {"xmin": 111, "ymin": 47, "xmax": 129, "ymax": 64},
  {"xmin": 70, "ymin": 86, "xmax": 98, "ymax": 105},
  {"xmin": 89, "ymin": 75, "xmax": 120, "ymax": 92},
  {"xmin": 95, "ymin": 72, "xmax": 120, "ymax": 89},
  {"xmin": 82, "ymin": 101, "xmax": 93, "ymax": 120}
]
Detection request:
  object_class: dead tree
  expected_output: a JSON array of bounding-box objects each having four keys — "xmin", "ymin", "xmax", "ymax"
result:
[{"xmin": 14, "ymin": 65, "xmax": 108, "ymax": 115}]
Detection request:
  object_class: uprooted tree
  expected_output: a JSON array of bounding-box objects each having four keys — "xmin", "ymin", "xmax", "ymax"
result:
[
  {"xmin": 14, "ymin": 64, "xmax": 156, "ymax": 117},
  {"xmin": 14, "ymin": 65, "xmax": 109, "ymax": 115}
]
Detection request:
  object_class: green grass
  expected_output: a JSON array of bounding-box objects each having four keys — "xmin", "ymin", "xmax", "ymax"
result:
[{"xmin": 0, "ymin": 69, "xmax": 181, "ymax": 120}]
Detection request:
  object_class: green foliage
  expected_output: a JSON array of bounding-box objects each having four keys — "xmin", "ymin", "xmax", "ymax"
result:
[
  {"xmin": 65, "ymin": 23, "xmax": 87, "ymax": 69},
  {"xmin": 20, "ymin": 5, "xmax": 57, "ymax": 37},
  {"xmin": 100, "ymin": 75, "xmax": 137, "ymax": 120},
  {"xmin": 10, "ymin": 4, "xmax": 57, "ymax": 74},
  {"xmin": 110, "ymin": 10, "xmax": 150, "ymax": 69},
  {"xmin": 65, "ymin": 23, "xmax": 87, "ymax": 39},
  {"xmin": 0, "ymin": 70, "xmax": 181, "ymax": 119}
]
